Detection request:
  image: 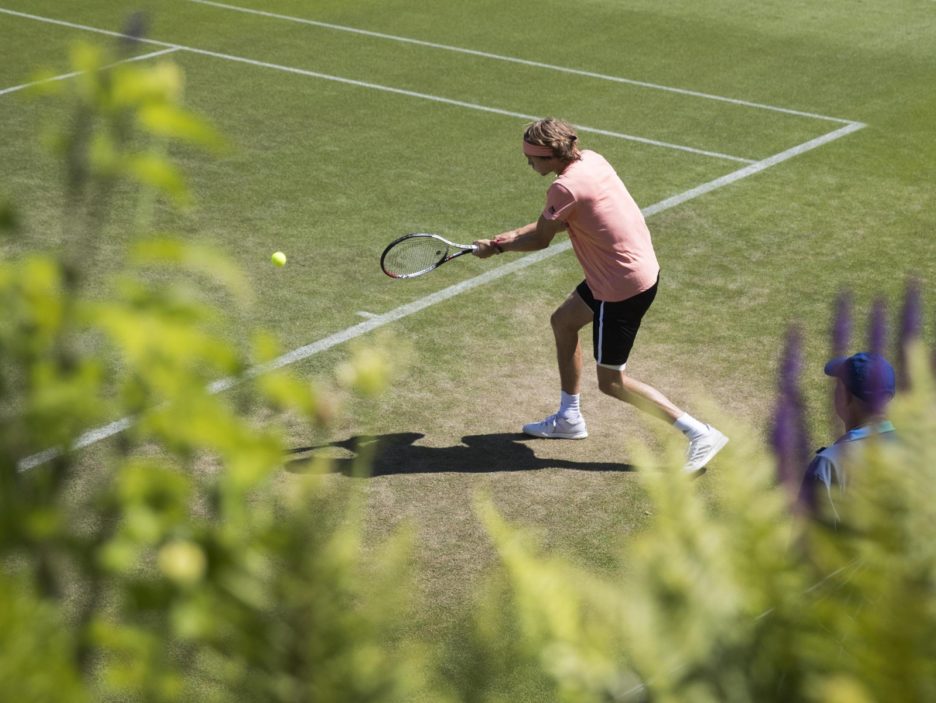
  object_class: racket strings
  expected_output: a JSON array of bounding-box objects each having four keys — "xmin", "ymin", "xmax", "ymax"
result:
[{"xmin": 384, "ymin": 237, "xmax": 449, "ymax": 276}]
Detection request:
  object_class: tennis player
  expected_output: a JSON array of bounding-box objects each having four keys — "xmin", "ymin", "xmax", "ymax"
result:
[{"xmin": 473, "ymin": 118, "xmax": 727, "ymax": 473}]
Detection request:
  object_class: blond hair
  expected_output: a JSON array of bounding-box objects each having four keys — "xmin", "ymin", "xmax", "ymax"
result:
[{"xmin": 523, "ymin": 118, "xmax": 581, "ymax": 162}]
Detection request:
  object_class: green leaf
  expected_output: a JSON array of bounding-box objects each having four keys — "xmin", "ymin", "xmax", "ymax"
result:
[
  {"xmin": 138, "ymin": 104, "xmax": 223, "ymax": 151},
  {"xmin": 130, "ymin": 236, "xmax": 253, "ymax": 305},
  {"xmin": 125, "ymin": 151, "xmax": 189, "ymax": 203}
]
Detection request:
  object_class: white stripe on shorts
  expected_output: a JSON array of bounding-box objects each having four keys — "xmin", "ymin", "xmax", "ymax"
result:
[{"xmin": 597, "ymin": 302, "xmax": 605, "ymax": 364}]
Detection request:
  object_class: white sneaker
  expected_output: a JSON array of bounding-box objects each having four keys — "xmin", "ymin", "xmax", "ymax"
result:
[
  {"xmin": 522, "ymin": 413, "xmax": 588, "ymax": 439},
  {"xmin": 684, "ymin": 426, "xmax": 728, "ymax": 473}
]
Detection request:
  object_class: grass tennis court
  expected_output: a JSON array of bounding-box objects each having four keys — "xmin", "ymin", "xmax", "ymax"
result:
[{"xmin": 3, "ymin": 0, "xmax": 936, "ymax": 683}]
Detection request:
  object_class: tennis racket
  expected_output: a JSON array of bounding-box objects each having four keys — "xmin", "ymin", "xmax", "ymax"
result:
[{"xmin": 380, "ymin": 233, "xmax": 477, "ymax": 279}]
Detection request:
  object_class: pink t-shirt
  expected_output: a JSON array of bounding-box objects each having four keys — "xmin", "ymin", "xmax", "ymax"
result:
[{"xmin": 543, "ymin": 150, "xmax": 660, "ymax": 302}]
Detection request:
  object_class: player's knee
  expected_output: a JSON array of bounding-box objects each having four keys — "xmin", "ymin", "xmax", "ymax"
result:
[
  {"xmin": 597, "ymin": 372, "xmax": 623, "ymax": 397},
  {"xmin": 549, "ymin": 308, "xmax": 578, "ymax": 335},
  {"xmin": 550, "ymin": 308, "xmax": 571, "ymax": 332}
]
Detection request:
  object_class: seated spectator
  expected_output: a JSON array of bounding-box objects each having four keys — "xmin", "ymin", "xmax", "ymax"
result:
[{"xmin": 798, "ymin": 353, "xmax": 896, "ymax": 523}]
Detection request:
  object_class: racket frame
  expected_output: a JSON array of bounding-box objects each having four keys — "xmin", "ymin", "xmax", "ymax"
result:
[{"xmin": 380, "ymin": 232, "xmax": 477, "ymax": 279}]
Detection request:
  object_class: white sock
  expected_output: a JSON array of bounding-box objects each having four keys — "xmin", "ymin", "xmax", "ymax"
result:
[
  {"xmin": 674, "ymin": 412, "xmax": 708, "ymax": 440},
  {"xmin": 559, "ymin": 391, "xmax": 581, "ymax": 419}
]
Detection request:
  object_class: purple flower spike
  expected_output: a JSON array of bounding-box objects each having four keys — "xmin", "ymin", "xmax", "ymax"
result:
[
  {"xmin": 771, "ymin": 394, "xmax": 797, "ymax": 488},
  {"xmin": 868, "ymin": 299, "xmax": 888, "ymax": 358},
  {"xmin": 831, "ymin": 291, "xmax": 852, "ymax": 358},
  {"xmin": 897, "ymin": 278, "xmax": 922, "ymax": 390},
  {"xmin": 123, "ymin": 12, "xmax": 147, "ymax": 41},
  {"xmin": 772, "ymin": 327, "xmax": 811, "ymax": 495},
  {"xmin": 779, "ymin": 326, "xmax": 803, "ymax": 396},
  {"xmin": 119, "ymin": 12, "xmax": 148, "ymax": 52}
]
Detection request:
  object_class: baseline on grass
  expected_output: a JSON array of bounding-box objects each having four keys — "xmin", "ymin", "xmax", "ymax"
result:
[{"xmin": 380, "ymin": 233, "xmax": 477, "ymax": 279}]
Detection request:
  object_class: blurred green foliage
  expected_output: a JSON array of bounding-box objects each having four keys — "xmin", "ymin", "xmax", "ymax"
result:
[
  {"xmin": 3, "ymin": 39, "xmax": 935, "ymax": 703},
  {"xmin": 0, "ymin": 41, "xmax": 425, "ymax": 703},
  {"xmin": 462, "ymin": 351, "xmax": 936, "ymax": 703}
]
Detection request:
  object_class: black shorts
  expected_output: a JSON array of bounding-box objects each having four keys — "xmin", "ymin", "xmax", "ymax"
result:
[{"xmin": 575, "ymin": 277, "xmax": 658, "ymax": 369}]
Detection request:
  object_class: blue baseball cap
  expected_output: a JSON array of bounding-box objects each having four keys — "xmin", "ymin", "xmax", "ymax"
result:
[{"xmin": 824, "ymin": 352, "xmax": 896, "ymax": 404}]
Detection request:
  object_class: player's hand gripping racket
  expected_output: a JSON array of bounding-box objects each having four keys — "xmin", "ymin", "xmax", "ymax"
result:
[{"xmin": 380, "ymin": 233, "xmax": 477, "ymax": 279}]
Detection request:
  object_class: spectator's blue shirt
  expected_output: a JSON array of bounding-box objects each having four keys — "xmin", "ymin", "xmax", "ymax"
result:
[{"xmin": 798, "ymin": 421, "xmax": 896, "ymax": 522}]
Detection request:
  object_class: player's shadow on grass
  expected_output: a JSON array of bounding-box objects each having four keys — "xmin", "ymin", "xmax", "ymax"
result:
[{"xmin": 285, "ymin": 432, "xmax": 635, "ymax": 476}]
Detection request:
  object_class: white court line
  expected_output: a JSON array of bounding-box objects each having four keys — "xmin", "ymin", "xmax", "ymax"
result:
[
  {"xmin": 0, "ymin": 6, "xmax": 752, "ymax": 163},
  {"xmin": 17, "ymin": 419, "xmax": 136, "ymax": 472},
  {"xmin": 641, "ymin": 121, "xmax": 865, "ymax": 217},
  {"xmin": 169, "ymin": 47, "xmax": 755, "ymax": 164},
  {"xmin": 0, "ymin": 8, "xmax": 181, "ymax": 45},
  {"xmin": 0, "ymin": 47, "xmax": 180, "ymax": 96},
  {"xmin": 190, "ymin": 0, "xmax": 857, "ymax": 126},
  {"xmin": 17, "ymin": 117, "xmax": 865, "ymax": 472}
]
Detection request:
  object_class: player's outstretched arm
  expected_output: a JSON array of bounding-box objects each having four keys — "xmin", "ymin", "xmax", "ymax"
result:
[{"xmin": 472, "ymin": 216, "xmax": 564, "ymax": 258}]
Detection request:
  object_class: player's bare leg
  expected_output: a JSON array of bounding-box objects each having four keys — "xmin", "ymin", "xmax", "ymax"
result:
[
  {"xmin": 551, "ymin": 291, "xmax": 592, "ymax": 395},
  {"xmin": 522, "ymin": 292, "xmax": 592, "ymax": 439},
  {"xmin": 595, "ymin": 366, "xmax": 682, "ymax": 422},
  {"xmin": 596, "ymin": 366, "xmax": 727, "ymax": 472}
]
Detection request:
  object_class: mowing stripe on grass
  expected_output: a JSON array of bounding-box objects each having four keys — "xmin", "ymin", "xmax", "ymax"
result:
[
  {"xmin": 16, "ymin": 117, "xmax": 864, "ymax": 472},
  {"xmin": 0, "ymin": 7, "xmax": 182, "ymax": 45},
  {"xmin": 172, "ymin": 47, "xmax": 756, "ymax": 164},
  {"xmin": 0, "ymin": 47, "xmax": 180, "ymax": 96},
  {"xmin": 190, "ymin": 0, "xmax": 857, "ymax": 126},
  {"xmin": 0, "ymin": 6, "xmax": 753, "ymax": 163},
  {"xmin": 642, "ymin": 121, "xmax": 866, "ymax": 217}
]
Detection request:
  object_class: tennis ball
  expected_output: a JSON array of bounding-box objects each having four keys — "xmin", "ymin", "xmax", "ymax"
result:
[{"xmin": 271, "ymin": 251, "xmax": 287, "ymax": 267}]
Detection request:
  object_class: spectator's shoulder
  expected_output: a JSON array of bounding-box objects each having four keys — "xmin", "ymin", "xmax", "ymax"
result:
[{"xmin": 806, "ymin": 447, "xmax": 838, "ymax": 486}]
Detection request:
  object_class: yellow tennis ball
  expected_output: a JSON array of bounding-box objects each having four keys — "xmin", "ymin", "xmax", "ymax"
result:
[{"xmin": 271, "ymin": 251, "xmax": 287, "ymax": 267}]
